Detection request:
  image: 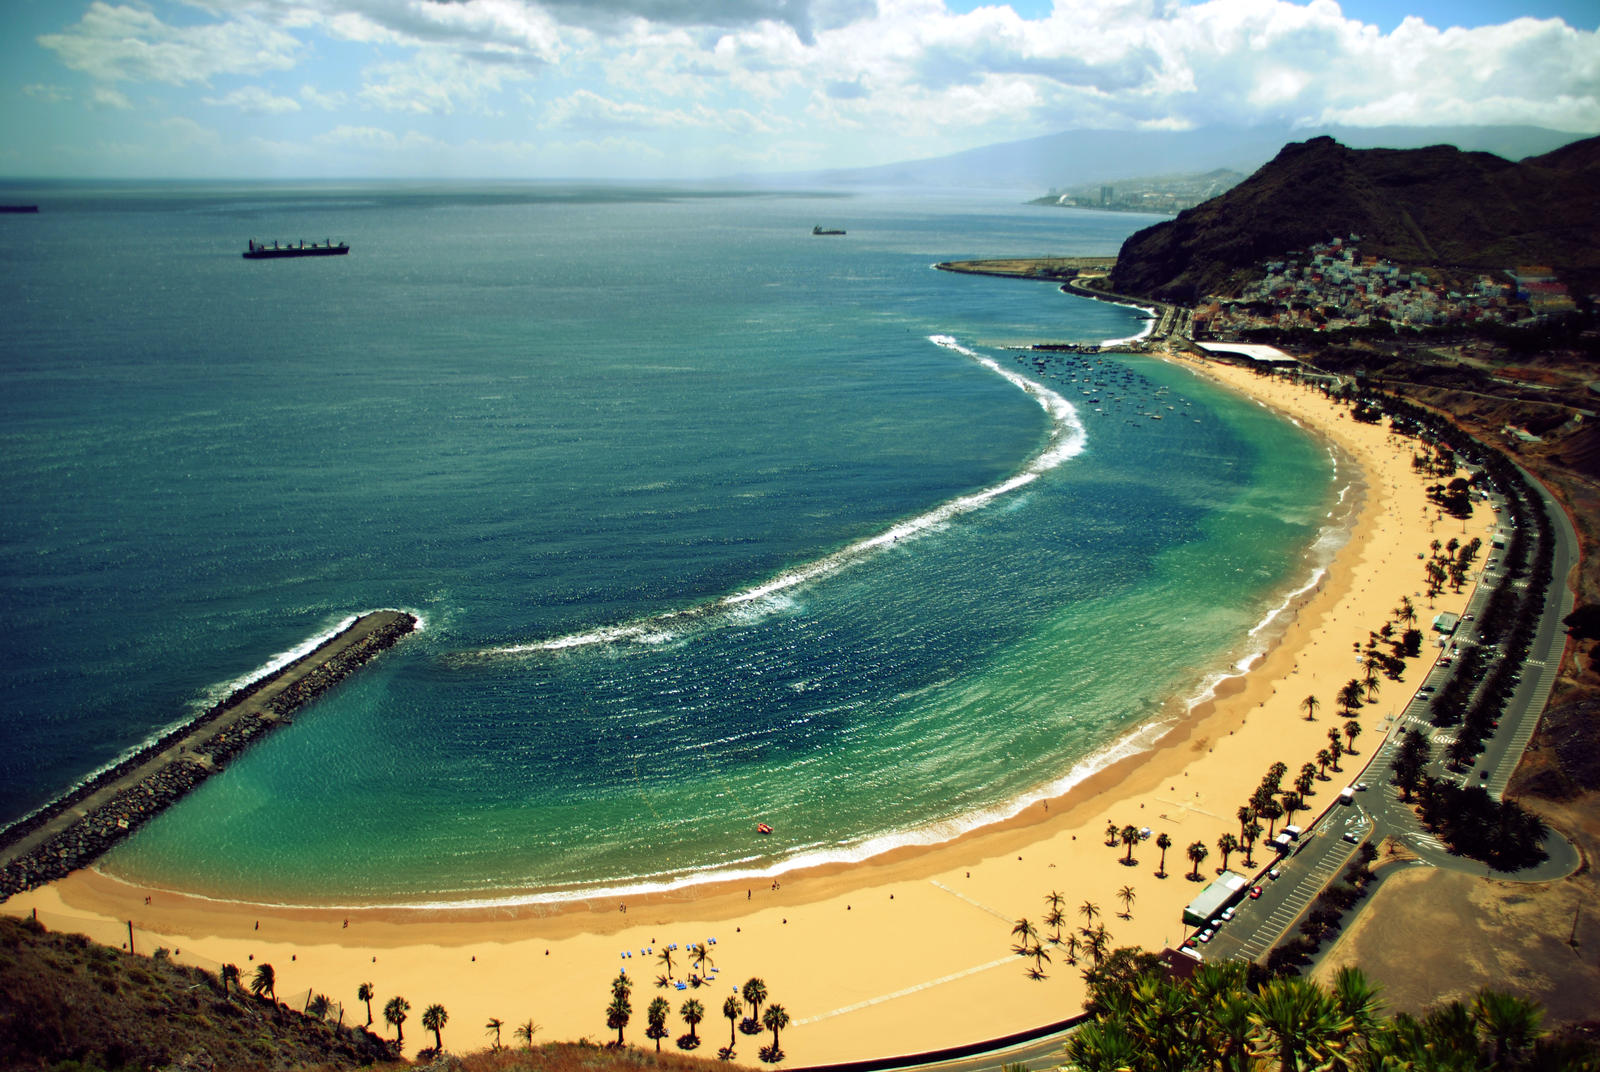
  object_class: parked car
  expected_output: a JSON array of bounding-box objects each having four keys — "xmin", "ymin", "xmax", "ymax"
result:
[{"xmin": 1249, "ymin": 886, "xmax": 1263, "ymax": 899}]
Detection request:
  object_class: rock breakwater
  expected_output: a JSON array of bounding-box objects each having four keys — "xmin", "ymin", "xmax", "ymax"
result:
[{"xmin": 0, "ymin": 610, "xmax": 416, "ymax": 900}]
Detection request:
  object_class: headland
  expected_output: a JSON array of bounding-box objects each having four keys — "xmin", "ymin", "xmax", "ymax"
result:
[
  {"xmin": 1, "ymin": 359, "xmax": 1491, "ymax": 1064},
  {"xmin": 0, "ymin": 610, "xmax": 417, "ymax": 900}
]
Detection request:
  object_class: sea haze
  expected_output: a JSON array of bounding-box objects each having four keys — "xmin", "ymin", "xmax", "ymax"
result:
[{"xmin": 0, "ymin": 184, "xmax": 1337, "ymax": 904}]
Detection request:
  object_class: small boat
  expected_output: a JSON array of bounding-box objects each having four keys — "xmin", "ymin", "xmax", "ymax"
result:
[
  {"xmin": 811, "ymin": 226, "xmax": 846, "ymax": 236},
  {"xmin": 756, "ymin": 822, "xmax": 773, "ymax": 835}
]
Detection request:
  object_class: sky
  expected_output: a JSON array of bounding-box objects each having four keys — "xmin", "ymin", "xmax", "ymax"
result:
[{"xmin": 3, "ymin": 0, "xmax": 1597, "ymax": 179}]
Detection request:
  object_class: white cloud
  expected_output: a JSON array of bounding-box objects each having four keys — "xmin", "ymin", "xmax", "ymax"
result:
[
  {"xmin": 38, "ymin": 2, "xmax": 301, "ymax": 85},
  {"xmin": 90, "ymin": 86, "xmax": 134, "ymax": 110},
  {"xmin": 204, "ymin": 85, "xmax": 302, "ymax": 113},
  {"xmin": 359, "ymin": 49, "xmax": 537, "ymax": 114},
  {"xmin": 299, "ymin": 83, "xmax": 347, "ymax": 110},
  {"xmin": 23, "ymin": 83, "xmax": 73, "ymax": 103}
]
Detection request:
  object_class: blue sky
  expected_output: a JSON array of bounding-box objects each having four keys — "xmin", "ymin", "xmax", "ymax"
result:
[{"xmin": 4, "ymin": 0, "xmax": 1596, "ymax": 179}]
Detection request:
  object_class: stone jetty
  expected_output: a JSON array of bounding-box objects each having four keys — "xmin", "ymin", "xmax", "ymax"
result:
[{"xmin": 0, "ymin": 610, "xmax": 417, "ymax": 900}]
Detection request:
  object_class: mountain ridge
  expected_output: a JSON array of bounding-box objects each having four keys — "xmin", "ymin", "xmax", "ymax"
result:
[{"xmin": 1108, "ymin": 134, "xmax": 1600, "ymax": 302}]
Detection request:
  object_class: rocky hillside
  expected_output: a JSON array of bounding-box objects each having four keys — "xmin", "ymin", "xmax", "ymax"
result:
[
  {"xmin": 0, "ymin": 914, "xmax": 394, "ymax": 1071},
  {"xmin": 1109, "ymin": 134, "xmax": 1600, "ymax": 302}
]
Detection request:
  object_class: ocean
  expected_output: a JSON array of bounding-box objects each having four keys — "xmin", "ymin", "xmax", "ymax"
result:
[{"xmin": 0, "ymin": 182, "xmax": 1340, "ymax": 906}]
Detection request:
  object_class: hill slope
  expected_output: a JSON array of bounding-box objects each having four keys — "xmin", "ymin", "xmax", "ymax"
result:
[{"xmin": 1109, "ymin": 134, "xmax": 1600, "ymax": 302}]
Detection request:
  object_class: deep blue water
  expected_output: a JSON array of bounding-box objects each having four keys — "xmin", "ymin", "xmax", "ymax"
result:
[{"xmin": 0, "ymin": 184, "xmax": 1336, "ymax": 903}]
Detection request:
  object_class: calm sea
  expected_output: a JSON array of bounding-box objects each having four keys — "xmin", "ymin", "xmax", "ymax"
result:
[{"xmin": 0, "ymin": 183, "xmax": 1339, "ymax": 905}]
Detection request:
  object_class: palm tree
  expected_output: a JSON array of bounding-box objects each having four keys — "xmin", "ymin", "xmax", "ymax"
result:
[
  {"xmin": 646, "ymin": 996, "xmax": 671, "ymax": 1051},
  {"xmin": 1079, "ymin": 900, "xmax": 1101, "ymax": 932},
  {"xmin": 384, "ymin": 995, "xmax": 410, "ymax": 1043},
  {"xmin": 1259, "ymin": 798, "xmax": 1284, "ymax": 838},
  {"xmin": 1120, "ymin": 824, "xmax": 1141, "ymax": 865},
  {"xmin": 485, "ymin": 1017, "xmax": 504, "ymax": 1051},
  {"xmin": 762, "ymin": 1004, "xmax": 790, "ymax": 1053},
  {"xmin": 742, "ymin": 978, "xmax": 768, "ymax": 1024},
  {"xmin": 1155, "ymin": 832, "xmax": 1173, "ymax": 877},
  {"xmin": 607, "ymin": 993, "xmax": 631, "ymax": 1046},
  {"xmin": 308, "ymin": 993, "xmax": 331, "ymax": 1020},
  {"xmin": 1338, "ymin": 678, "xmax": 1364, "ymax": 716},
  {"xmin": 1028, "ymin": 941, "xmax": 1052, "ymax": 979},
  {"xmin": 219, "ymin": 963, "xmax": 239, "ymax": 998},
  {"xmin": 1063, "ymin": 931, "xmax": 1081, "ymax": 965},
  {"xmin": 1282, "ymin": 791, "xmax": 1304, "ymax": 825},
  {"xmin": 1296, "ymin": 764, "xmax": 1316, "ymax": 798},
  {"xmin": 1249, "ymin": 975, "xmax": 1347, "ymax": 1072},
  {"xmin": 681, "ymin": 997, "xmax": 705, "ymax": 1046},
  {"xmin": 690, "ymin": 942, "xmax": 713, "ymax": 979},
  {"xmin": 1105, "ymin": 820, "xmax": 1120, "ymax": 846},
  {"xmin": 357, "ymin": 981, "xmax": 375, "ymax": 1026},
  {"xmin": 1344, "ymin": 720, "xmax": 1362, "ymax": 754},
  {"xmin": 1242, "ymin": 820, "xmax": 1263, "ymax": 867},
  {"xmin": 723, "ymin": 995, "xmax": 743, "ymax": 1052},
  {"xmin": 657, "ymin": 945, "xmax": 676, "ymax": 980},
  {"xmin": 1315, "ymin": 748, "xmax": 1333, "ymax": 779},
  {"xmin": 250, "ymin": 962, "xmax": 276, "ymax": 1002},
  {"xmin": 1044, "ymin": 903, "xmax": 1066, "ymax": 944},
  {"xmin": 1010, "ymin": 917, "xmax": 1039, "ymax": 957},
  {"xmin": 1329, "ymin": 735, "xmax": 1345, "ymax": 771},
  {"xmin": 1187, "ymin": 840, "xmax": 1209, "ymax": 880},
  {"xmin": 1237, "ymin": 805, "xmax": 1254, "ymax": 841},
  {"xmin": 514, "ymin": 1019, "xmax": 539, "ymax": 1049},
  {"xmin": 1301, "ymin": 694, "xmax": 1320, "ymax": 721},
  {"xmin": 1471, "ymin": 989, "xmax": 1543, "ymax": 1068},
  {"xmin": 421, "ymin": 1003, "xmax": 448, "ymax": 1052},
  {"xmin": 1116, "ymin": 885, "xmax": 1136, "ymax": 920},
  {"xmin": 1216, "ymin": 833, "xmax": 1238, "ymax": 873}
]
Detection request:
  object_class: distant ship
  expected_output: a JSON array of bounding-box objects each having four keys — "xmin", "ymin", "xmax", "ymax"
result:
[
  {"xmin": 811, "ymin": 226, "xmax": 846, "ymax": 235},
  {"xmin": 1, "ymin": 205, "xmax": 39, "ymax": 214},
  {"xmin": 243, "ymin": 239, "xmax": 349, "ymax": 259}
]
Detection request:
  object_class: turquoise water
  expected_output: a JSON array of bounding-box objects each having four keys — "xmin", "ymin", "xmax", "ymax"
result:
[{"xmin": 0, "ymin": 184, "xmax": 1338, "ymax": 904}]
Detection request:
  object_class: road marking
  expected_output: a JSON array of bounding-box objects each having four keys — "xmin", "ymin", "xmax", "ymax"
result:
[{"xmin": 928, "ymin": 880, "xmax": 1015, "ymax": 923}]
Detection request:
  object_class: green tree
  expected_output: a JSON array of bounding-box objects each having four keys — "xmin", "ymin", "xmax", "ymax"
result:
[
  {"xmin": 1155, "ymin": 832, "xmax": 1173, "ymax": 877},
  {"xmin": 1216, "ymin": 833, "xmax": 1238, "ymax": 873},
  {"xmin": 250, "ymin": 963, "xmax": 275, "ymax": 1002},
  {"xmin": 742, "ymin": 978, "xmax": 767, "ymax": 1024},
  {"xmin": 1121, "ymin": 824, "xmax": 1141, "ymax": 865},
  {"xmin": 308, "ymin": 993, "xmax": 331, "ymax": 1020},
  {"xmin": 1105, "ymin": 820, "xmax": 1120, "ymax": 846},
  {"xmin": 1301, "ymin": 694, "xmax": 1320, "ymax": 721},
  {"xmin": 357, "ymin": 981, "xmax": 375, "ymax": 1026},
  {"xmin": 1316, "ymin": 748, "xmax": 1333, "ymax": 779},
  {"xmin": 422, "ymin": 1004, "xmax": 448, "ymax": 1056},
  {"xmin": 723, "ymin": 994, "xmax": 743, "ymax": 1052},
  {"xmin": 1394, "ymin": 729, "xmax": 1432, "ymax": 801},
  {"xmin": 1344, "ymin": 719, "xmax": 1362, "ymax": 753},
  {"xmin": 1471, "ymin": 988, "xmax": 1543, "ymax": 1069},
  {"xmin": 762, "ymin": 1003, "xmax": 790, "ymax": 1052},
  {"xmin": 681, "ymin": 997, "xmax": 705, "ymax": 1047},
  {"xmin": 1338, "ymin": 679, "xmax": 1365, "ymax": 716},
  {"xmin": 1187, "ymin": 840, "xmax": 1209, "ymax": 880},
  {"xmin": 384, "ymin": 995, "xmax": 410, "ymax": 1043},
  {"xmin": 1296, "ymin": 764, "xmax": 1317, "ymax": 798},
  {"xmin": 1249, "ymin": 975, "xmax": 1348, "ymax": 1072},
  {"xmin": 646, "ymin": 996, "xmax": 671, "ymax": 1052}
]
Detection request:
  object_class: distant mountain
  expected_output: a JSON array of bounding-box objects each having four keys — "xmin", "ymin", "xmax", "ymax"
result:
[
  {"xmin": 758, "ymin": 124, "xmax": 1591, "ymax": 194},
  {"xmin": 1108, "ymin": 134, "xmax": 1600, "ymax": 303}
]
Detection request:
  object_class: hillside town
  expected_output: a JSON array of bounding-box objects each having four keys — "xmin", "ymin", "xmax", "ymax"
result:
[{"xmin": 1192, "ymin": 236, "xmax": 1578, "ymax": 337}]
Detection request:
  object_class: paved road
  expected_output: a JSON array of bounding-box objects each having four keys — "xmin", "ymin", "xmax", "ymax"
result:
[{"xmin": 1176, "ymin": 462, "xmax": 1581, "ymax": 965}]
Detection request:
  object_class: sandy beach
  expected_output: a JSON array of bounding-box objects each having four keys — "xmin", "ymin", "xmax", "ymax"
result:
[{"xmin": 2, "ymin": 354, "xmax": 1492, "ymax": 1064}]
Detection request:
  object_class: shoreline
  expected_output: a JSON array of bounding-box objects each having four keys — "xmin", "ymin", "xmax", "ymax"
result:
[{"xmin": 1, "ymin": 358, "xmax": 1490, "ymax": 1063}]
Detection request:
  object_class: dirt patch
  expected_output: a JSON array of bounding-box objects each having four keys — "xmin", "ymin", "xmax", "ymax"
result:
[{"xmin": 1315, "ymin": 795, "xmax": 1600, "ymax": 1027}]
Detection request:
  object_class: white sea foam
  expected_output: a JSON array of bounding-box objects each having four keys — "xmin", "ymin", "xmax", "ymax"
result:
[
  {"xmin": 1099, "ymin": 306, "xmax": 1158, "ymax": 348},
  {"xmin": 477, "ymin": 337, "xmax": 1086, "ymax": 658}
]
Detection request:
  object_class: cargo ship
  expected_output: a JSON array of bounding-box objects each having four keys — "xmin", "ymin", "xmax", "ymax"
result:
[
  {"xmin": 243, "ymin": 239, "xmax": 349, "ymax": 259},
  {"xmin": 811, "ymin": 225, "xmax": 846, "ymax": 235}
]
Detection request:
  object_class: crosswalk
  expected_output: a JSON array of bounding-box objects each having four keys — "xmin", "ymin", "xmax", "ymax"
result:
[{"xmin": 1225, "ymin": 834, "xmax": 1362, "ymax": 962}]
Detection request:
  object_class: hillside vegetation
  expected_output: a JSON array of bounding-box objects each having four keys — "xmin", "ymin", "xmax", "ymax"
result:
[{"xmin": 1110, "ymin": 134, "xmax": 1600, "ymax": 302}]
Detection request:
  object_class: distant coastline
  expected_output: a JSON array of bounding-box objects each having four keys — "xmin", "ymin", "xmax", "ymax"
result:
[{"xmin": 0, "ymin": 610, "xmax": 417, "ymax": 900}]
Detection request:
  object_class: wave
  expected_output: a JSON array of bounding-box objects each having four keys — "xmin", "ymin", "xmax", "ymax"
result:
[{"xmin": 469, "ymin": 336, "xmax": 1086, "ymax": 658}]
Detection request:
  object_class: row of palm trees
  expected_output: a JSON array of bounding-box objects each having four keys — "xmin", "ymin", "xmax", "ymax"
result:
[{"xmin": 608, "ymin": 970, "xmax": 790, "ymax": 1062}]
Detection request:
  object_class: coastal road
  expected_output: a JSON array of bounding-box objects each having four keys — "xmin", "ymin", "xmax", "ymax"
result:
[{"xmin": 1181, "ymin": 463, "xmax": 1582, "ymax": 965}]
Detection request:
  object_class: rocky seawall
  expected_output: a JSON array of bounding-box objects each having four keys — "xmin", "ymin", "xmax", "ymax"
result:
[{"xmin": 0, "ymin": 611, "xmax": 417, "ymax": 900}]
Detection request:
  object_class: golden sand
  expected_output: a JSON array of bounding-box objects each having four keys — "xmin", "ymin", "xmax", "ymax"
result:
[{"xmin": 4, "ymin": 355, "xmax": 1490, "ymax": 1063}]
